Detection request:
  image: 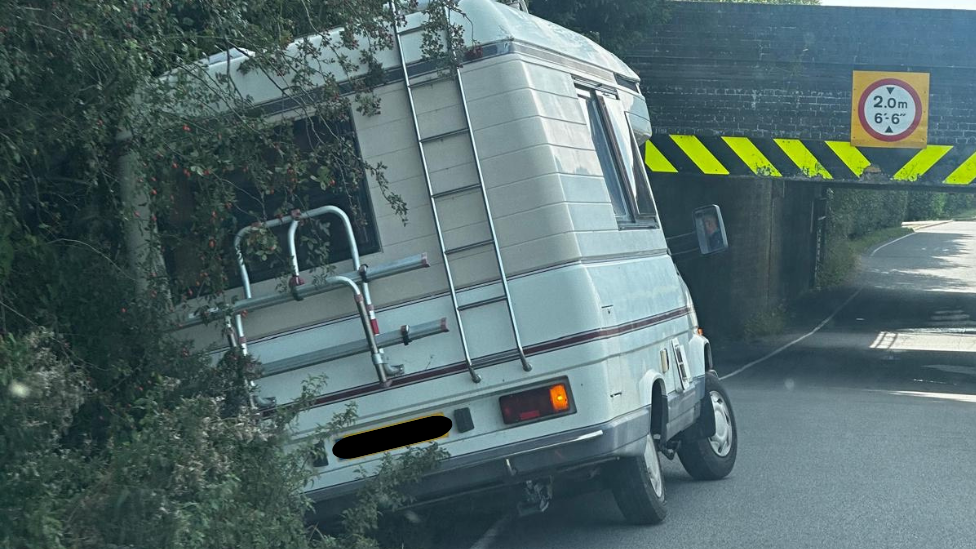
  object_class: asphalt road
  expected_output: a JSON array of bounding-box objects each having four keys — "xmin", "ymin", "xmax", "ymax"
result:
[{"xmin": 456, "ymin": 220, "xmax": 976, "ymax": 549}]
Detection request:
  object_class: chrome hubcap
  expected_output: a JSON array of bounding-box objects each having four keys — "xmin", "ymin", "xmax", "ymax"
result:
[
  {"xmin": 643, "ymin": 437, "xmax": 663, "ymax": 497},
  {"xmin": 709, "ymin": 391, "xmax": 734, "ymax": 457}
]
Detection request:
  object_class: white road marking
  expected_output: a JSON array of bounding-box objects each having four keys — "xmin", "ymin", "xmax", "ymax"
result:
[
  {"xmin": 720, "ymin": 288, "xmax": 863, "ymax": 380},
  {"xmin": 467, "ymin": 513, "xmax": 513, "ymax": 549},
  {"xmin": 869, "ymin": 231, "xmax": 917, "ymax": 257},
  {"xmin": 722, "ymin": 223, "xmax": 950, "ymax": 380},
  {"xmin": 869, "ymin": 219, "xmax": 955, "ymax": 257}
]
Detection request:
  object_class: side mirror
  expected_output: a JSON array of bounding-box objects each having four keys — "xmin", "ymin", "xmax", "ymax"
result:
[{"xmin": 693, "ymin": 205, "xmax": 729, "ymax": 255}]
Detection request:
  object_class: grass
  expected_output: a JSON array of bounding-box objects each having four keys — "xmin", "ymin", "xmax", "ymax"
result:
[
  {"xmin": 741, "ymin": 304, "xmax": 787, "ymax": 341},
  {"xmin": 851, "ymin": 226, "xmax": 913, "ymax": 256},
  {"xmin": 817, "ymin": 225, "xmax": 913, "ymax": 290}
]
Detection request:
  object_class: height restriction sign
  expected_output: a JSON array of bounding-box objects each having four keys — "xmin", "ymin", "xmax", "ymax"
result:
[{"xmin": 851, "ymin": 71, "xmax": 930, "ymax": 149}]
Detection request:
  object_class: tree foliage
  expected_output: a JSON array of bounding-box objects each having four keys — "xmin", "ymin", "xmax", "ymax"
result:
[{"xmin": 1, "ymin": 1, "xmax": 456, "ymax": 547}]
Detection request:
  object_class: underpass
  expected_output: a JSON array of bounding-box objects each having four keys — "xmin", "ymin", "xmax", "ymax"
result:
[{"xmin": 629, "ymin": 1, "xmax": 976, "ymax": 338}]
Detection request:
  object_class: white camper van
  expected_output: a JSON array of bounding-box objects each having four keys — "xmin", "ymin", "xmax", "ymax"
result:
[{"xmin": 156, "ymin": 0, "xmax": 738, "ymax": 525}]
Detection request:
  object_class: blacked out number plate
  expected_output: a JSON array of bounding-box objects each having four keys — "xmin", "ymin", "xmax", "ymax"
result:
[{"xmin": 332, "ymin": 414, "xmax": 452, "ymax": 460}]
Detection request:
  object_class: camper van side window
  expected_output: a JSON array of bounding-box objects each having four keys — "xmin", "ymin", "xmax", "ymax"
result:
[
  {"xmin": 623, "ymin": 127, "xmax": 659, "ymax": 220},
  {"xmin": 578, "ymin": 90, "xmax": 633, "ymax": 223},
  {"xmin": 597, "ymin": 98, "xmax": 659, "ymax": 225},
  {"xmin": 160, "ymin": 115, "xmax": 379, "ymax": 294}
]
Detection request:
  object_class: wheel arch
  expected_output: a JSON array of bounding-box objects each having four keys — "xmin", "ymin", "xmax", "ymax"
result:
[
  {"xmin": 650, "ymin": 378, "xmax": 667, "ymax": 440},
  {"xmin": 638, "ymin": 369, "xmax": 669, "ymax": 441}
]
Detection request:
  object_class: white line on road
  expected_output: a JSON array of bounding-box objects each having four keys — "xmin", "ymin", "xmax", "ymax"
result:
[
  {"xmin": 870, "ymin": 220, "xmax": 956, "ymax": 257},
  {"xmin": 721, "ymin": 222, "xmax": 952, "ymax": 380},
  {"xmin": 467, "ymin": 513, "xmax": 513, "ymax": 549},
  {"xmin": 869, "ymin": 231, "xmax": 917, "ymax": 257},
  {"xmin": 720, "ymin": 288, "xmax": 863, "ymax": 380}
]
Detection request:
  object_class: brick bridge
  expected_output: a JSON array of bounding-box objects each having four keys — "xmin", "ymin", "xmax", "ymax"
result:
[{"xmin": 623, "ymin": 2, "xmax": 976, "ymax": 334}]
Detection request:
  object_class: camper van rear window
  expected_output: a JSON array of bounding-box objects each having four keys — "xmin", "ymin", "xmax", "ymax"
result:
[{"xmin": 159, "ymin": 115, "xmax": 379, "ymax": 295}]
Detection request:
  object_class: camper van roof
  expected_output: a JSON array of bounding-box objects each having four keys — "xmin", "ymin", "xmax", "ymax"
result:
[
  {"xmin": 447, "ymin": 0, "xmax": 636, "ymax": 80},
  {"xmin": 171, "ymin": 0, "xmax": 636, "ymax": 116}
]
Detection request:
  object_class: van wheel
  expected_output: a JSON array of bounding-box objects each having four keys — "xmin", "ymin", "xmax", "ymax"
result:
[
  {"xmin": 607, "ymin": 435, "xmax": 667, "ymax": 525},
  {"xmin": 678, "ymin": 371, "xmax": 737, "ymax": 480}
]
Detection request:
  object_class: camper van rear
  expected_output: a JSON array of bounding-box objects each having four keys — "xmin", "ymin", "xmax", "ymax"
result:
[{"xmin": 128, "ymin": 0, "xmax": 738, "ymax": 525}]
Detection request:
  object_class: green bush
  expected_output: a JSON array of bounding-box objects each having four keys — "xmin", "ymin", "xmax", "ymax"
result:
[
  {"xmin": 1, "ymin": 328, "xmax": 446, "ymax": 549},
  {"xmin": 945, "ymin": 194, "xmax": 976, "ymax": 217},
  {"xmin": 903, "ymin": 192, "xmax": 976, "ymax": 221},
  {"xmin": 741, "ymin": 304, "xmax": 787, "ymax": 340},
  {"xmin": 817, "ymin": 188, "xmax": 907, "ymax": 288},
  {"xmin": 905, "ymin": 192, "xmax": 948, "ymax": 221},
  {"xmin": 1, "ymin": 1, "xmax": 458, "ymax": 546},
  {"xmin": 828, "ymin": 188, "xmax": 906, "ymax": 240}
]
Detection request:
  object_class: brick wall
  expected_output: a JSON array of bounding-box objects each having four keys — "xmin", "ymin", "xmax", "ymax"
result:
[
  {"xmin": 620, "ymin": 2, "xmax": 976, "ymax": 335},
  {"xmin": 627, "ymin": 2, "xmax": 976, "ymax": 144},
  {"xmin": 652, "ymin": 177, "xmax": 819, "ymax": 336}
]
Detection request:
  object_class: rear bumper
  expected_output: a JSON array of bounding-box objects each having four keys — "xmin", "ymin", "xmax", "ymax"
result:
[{"xmin": 308, "ymin": 405, "xmax": 652, "ymax": 515}]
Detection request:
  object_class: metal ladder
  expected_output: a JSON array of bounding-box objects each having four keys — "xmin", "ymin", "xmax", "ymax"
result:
[
  {"xmin": 200, "ymin": 205, "xmax": 445, "ymax": 394},
  {"xmin": 390, "ymin": 2, "xmax": 531, "ymax": 383}
]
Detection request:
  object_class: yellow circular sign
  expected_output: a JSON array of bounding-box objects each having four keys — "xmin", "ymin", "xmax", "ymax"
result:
[{"xmin": 851, "ymin": 71, "xmax": 930, "ymax": 149}]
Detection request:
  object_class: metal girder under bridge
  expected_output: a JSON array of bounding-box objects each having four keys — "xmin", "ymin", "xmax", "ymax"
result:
[{"xmin": 643, "ymin": 135, "xmax": 976, "ymax": 192}]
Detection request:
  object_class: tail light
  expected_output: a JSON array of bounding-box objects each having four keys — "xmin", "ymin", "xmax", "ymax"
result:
[{"xmin": 500, "ymin": 381, "xmax": 573, "ymax": 425}]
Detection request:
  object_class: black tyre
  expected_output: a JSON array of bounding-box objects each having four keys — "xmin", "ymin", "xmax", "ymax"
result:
[
  {"xmin": 678, "ymin": 371, "xmax": 737, "ymax": 480},
  {"xmin": 607, "ymin": 435, "xmax": 667, "ymax": 525}
]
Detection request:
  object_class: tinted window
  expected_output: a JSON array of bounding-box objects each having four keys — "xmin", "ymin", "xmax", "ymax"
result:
[
  {"xmin": 579, "ymin": 91, "xmax": 633, "ymax": 222},
  {"xmin": 161, "ymin": 114, "xmax": 379, "ymax": 293}
]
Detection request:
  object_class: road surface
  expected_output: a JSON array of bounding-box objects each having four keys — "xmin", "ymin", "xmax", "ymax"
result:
[{"xmin": 452, "ymin": 220, "xmax": 976, "ymax": 549}]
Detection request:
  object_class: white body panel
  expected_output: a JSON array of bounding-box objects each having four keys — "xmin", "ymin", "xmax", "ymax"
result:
[{"xmin": 168, "ymin": 0, "xmax": 711, "ymax": 501}]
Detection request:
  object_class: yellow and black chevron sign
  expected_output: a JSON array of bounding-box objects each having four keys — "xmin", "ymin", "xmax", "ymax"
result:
[{"xmin": 644, "ymin": 135, "xmax": 976, "ymax": 187}]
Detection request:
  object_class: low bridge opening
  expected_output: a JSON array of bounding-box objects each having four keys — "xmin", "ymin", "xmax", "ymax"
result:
[{"xmin": 624, "ymin": 1, "xmax": 976, "ymax": 335}]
